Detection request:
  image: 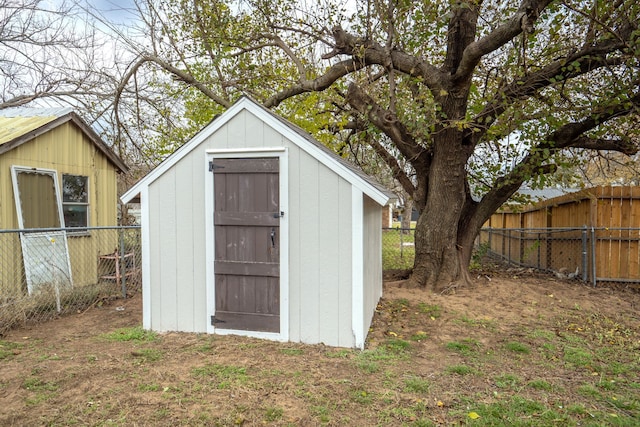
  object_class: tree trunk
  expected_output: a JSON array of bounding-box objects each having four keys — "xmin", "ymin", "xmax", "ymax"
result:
[
  {"xmin": 400, "ymin": 198, "xmax": 413, "ymax": 233},
  {"xmin": 406, "ymin": 129, "xmax": 474, "ymax": 292},
  {"xmin": 409, "ymin": 206, "xmax": 478, "ymax": 292}
]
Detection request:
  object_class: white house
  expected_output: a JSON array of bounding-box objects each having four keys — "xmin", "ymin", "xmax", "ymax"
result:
[{"xmin": 121, "ymin": 97, "xmax": 395, "ymax": 348}]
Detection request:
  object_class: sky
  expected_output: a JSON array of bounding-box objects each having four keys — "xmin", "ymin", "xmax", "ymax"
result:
[{"xmin": 85, "ymin": 0, "xmax": 138, "ymax": 24}]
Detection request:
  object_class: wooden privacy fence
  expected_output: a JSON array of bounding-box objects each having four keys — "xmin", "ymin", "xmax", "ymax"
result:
[{"xmin": 479, "ymin": 186, "xmax": 640, "ymax": 286}]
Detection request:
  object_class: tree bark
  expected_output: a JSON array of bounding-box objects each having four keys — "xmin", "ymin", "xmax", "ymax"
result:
[
  {"xmin": 407, "ymin": 126, "xmax": 473, "ymax": 291},
  {"xmin": 400, "ymin": 198, "xmax": 413, "ymax": 233}
]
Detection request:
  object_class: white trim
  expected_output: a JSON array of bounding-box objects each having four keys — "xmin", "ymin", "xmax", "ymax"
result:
[
  {"xmin": 206, "ymin": 147, "xmax": 286, "ymax": 155},
  {"xmin": 140, "ymin": 187, "xmax": 152, "ymax": 329},
  {"xmin": 210, "ymin": 329, "xmax": 287, "ymax": 342},
  {"xmin": 351, "ymin": 187, "xmax": 365, "ymax": 349},
  {"xmin": 204, "ymin": 153, "xmax": 215, "ymax": 334},
  {"xmin": 205, "ymin": 148, "xmax": 289, "ymax": 341},
  {"xmin": 10, "ymin": 165, "xmax": 66, "ymax": 229},
  {"xmin": 121, "ymin": 97, "xmax": 390, "ymax": 207}
]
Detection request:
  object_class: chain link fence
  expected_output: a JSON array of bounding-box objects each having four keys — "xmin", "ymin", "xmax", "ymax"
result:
[
  {"xmin": 478, "ymin": 227, "xmax": 640, "ymax": 287},
  {"xmin": 0, "ymin": 226, "xmax": 141, "ymax": 335},
  {"xmin": 382, "ymin": 228, "xmax": 415, "ymax": 271},
  {"xmin": 383, "ymin": 226, "xmax": 640, "ymax": 287}
]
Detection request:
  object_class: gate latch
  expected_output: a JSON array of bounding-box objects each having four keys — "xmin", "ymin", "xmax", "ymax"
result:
[{"xmin": 272, "ymin": 211, "xmax": 284, "ymax": 218}]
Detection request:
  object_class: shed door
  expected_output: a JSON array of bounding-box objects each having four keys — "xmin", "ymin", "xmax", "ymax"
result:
[{"xmin": 213, "ymin": 158, "xmax": 280, "ymax": 332}]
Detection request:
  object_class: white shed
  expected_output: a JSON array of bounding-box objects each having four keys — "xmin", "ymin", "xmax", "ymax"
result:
[{"xmin": 121, "ymin": 97, "xmax": 394, "ymax": 348}]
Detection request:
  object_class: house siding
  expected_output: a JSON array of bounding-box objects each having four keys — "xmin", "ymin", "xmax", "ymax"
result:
[
  {"xmin": 146, "ymin": 110, "xmax": 356, "ymax": 345},
  {"xmin": 0, "ymin": 121, "xmax": 119, "ymax": 294}
]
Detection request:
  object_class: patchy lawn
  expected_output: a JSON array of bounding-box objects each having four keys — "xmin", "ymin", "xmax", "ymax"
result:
[{"xmin": 1, "ymin": 270, "xmax": 639, "ymax": 426}]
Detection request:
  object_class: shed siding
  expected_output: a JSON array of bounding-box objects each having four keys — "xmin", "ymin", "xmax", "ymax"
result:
[
  {"xmin": 362, "ymin": 196, "xmax": 383, "ymax": 335},
  {"xmin": 0, "ymin": 122, "xmax": 118, "ymax": 294},
  {"xmin": 297, "ymin": 149, "xmax": 320, "ymax": 343},
  {"xmin": 337, "ymin": 178, "xmax": 354, "ymax": 347},
  {"xmin": 147, "ymin": 153, "xmax": 209, "ymax": 333},
  {"xmin": 147, "ymin": 110, "xmax": 356, "ymax": 345}
]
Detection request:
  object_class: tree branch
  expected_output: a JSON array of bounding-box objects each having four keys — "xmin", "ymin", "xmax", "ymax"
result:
[
  {"xmin": 326, "ymin": 25, "xmax": 446, "ymax": 93},
  {"xmin": 568, "ymin": 136, "xmax": 637, "ymax": 154},
  {"xmin": 469, "ymin": 38, "xmax": 631, "ymax": 145},
  {"xmin": 453, "ymin": 0, "xmax": 554, "ymax": 83},
  {"xmin": 367, "ymin": 137, "xmax": 416, "ymax": 196},
  {"xmin": 264, "ymin": 58, "xmax": 364, "ymax": 107},
  {"xmin": 345, "ymin": 83, "xmax": 428, "ymax": 168}
]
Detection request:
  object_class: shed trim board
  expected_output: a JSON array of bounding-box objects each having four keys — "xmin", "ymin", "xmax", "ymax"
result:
[
  {"xmin": 205, "ymin": 148, "xmax": 290, "ymax": 342},
  {"xmin": 121, "ymin": 97, "xmax": 391, "ymax": 207},
  {"xmin": 140, "ymin": 186, "xmax": 152, "ymax": 329}
]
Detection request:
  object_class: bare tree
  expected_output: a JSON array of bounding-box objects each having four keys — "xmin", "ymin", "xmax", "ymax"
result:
[{"xmin": 1, "ymin": 0, "xmax": 101, "ymax": 108}]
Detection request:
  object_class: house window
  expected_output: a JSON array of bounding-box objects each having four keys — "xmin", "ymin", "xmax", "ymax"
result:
[{"xmin": 62, "ymin": 174, "xmax": 89, "ymax": 229}]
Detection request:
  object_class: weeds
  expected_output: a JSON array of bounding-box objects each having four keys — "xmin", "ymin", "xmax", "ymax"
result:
[
  {"xmin": 446, "ymin": 338, "xmax": 480, "ymax": 357},
  {"xmin": 101, "ymin": 326, "xmax": 157, "ymax": 343},
  {"xmin": 504, "ymin": 341, "xmax": 530, "ymax": 354},
  {"xmin": 445, "ymin": 365, "xmax": 475, "ymax": 375}
]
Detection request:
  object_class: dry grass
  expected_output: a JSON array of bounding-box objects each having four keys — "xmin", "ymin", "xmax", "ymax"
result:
[{"xmin": 1, "ymin": 271, "xmax": 639, "ymax": 426}]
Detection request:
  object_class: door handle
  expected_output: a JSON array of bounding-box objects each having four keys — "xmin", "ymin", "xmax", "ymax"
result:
[{"xmin": 270, "ymin": 228, "xmax": 276, "ymax": 248}]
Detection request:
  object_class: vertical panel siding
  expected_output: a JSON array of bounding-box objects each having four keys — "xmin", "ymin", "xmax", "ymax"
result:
[
  {"xmin": 337, "ymin": 179, "xmax": 353, "ymax": 347},
  {"xmin": 317, "ymin": 166, "xmax": 341, "ymax": 345},
  {"xmin": 148, "ymin": 183, "xmax": 163, "ymax": 331},
  {"xmin": 156, "ymin": 167, "xmax": 179, "ymax": 331},
  {"xmin": 174, "ymin": 154, "xmax": 196, "ymax": 332},
  {"xmin": 297, "ymin": 151, "xmax": 320, "ymax": 344},
  {"xmin": 363, "ymin": 196, "xmax": 383, "ymax": 336},
  {"xmin": 287, "ymin": 145, "xmax": 302, "ymax": 342}
]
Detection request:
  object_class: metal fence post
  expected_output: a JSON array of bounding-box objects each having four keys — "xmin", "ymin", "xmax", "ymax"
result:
[
  {"xmin": 591, "ymin": 227, "xmax": 597, "ymax": 287},
  {"xmin": 399, "ymin": 227, "xmax": 404, "ymax": 259},
  {"xmin": 119, "ymin": 227, "xmax": 127, "ymax": 298},
  {"xmin": 581, "ymin": 226, "xmax": 587, "ymax": 282},
  {"xmin": 537, "ymin": 231, "xmax": 541, "ymax": 269},
  {"xmin": 507, "ymin": 229, "xmax": 511, "ymax": 264}
]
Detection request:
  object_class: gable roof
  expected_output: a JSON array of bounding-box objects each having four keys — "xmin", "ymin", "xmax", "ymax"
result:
[
  {"xmin": 0, "ymin": 107, "xmax": 128, "ymax": 173},
  {"xmin": 121, "ymin": 96, "xmax": 395, "ymax": 206}
]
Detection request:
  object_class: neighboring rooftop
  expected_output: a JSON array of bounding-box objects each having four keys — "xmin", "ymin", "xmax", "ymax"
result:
[
  {"xmin": 0, "ymin": 107, "xmax": 74, "ymax": 146},
  {"xmin": 0, "ymin": 106, "xmax": 128, "ymax": 172},
  {"xmin": 516, "ymin": 187, "xmax": 580, "ymax": 202}
]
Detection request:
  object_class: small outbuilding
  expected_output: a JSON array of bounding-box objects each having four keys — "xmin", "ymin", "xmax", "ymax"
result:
[
  {"xmin": 0, "ymin": 107, "xmax": 128, "ymax": 295},
  {"xmin": 121, "ymin": 97, "xmax": 394, "ymax": 348}
]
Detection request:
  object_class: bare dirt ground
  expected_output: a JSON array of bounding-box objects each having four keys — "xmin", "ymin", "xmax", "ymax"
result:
[{"xmin": 1, "ymin": 268, "xmax": 639, "ymax": 426}]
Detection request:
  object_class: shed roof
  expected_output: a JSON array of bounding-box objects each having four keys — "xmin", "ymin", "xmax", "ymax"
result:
[
  {"xmin": 121, "ymin": 96, "xmax": 396, "ymax": 206},
  {"xmin": 0, "ymin": 107, "xmax": 128, "ymax": 173}
]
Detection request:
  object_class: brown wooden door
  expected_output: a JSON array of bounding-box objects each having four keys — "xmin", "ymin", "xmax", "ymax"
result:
[{"xmin": 213, "ymin": 158, "xmax": 280, "ymax": 332}]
